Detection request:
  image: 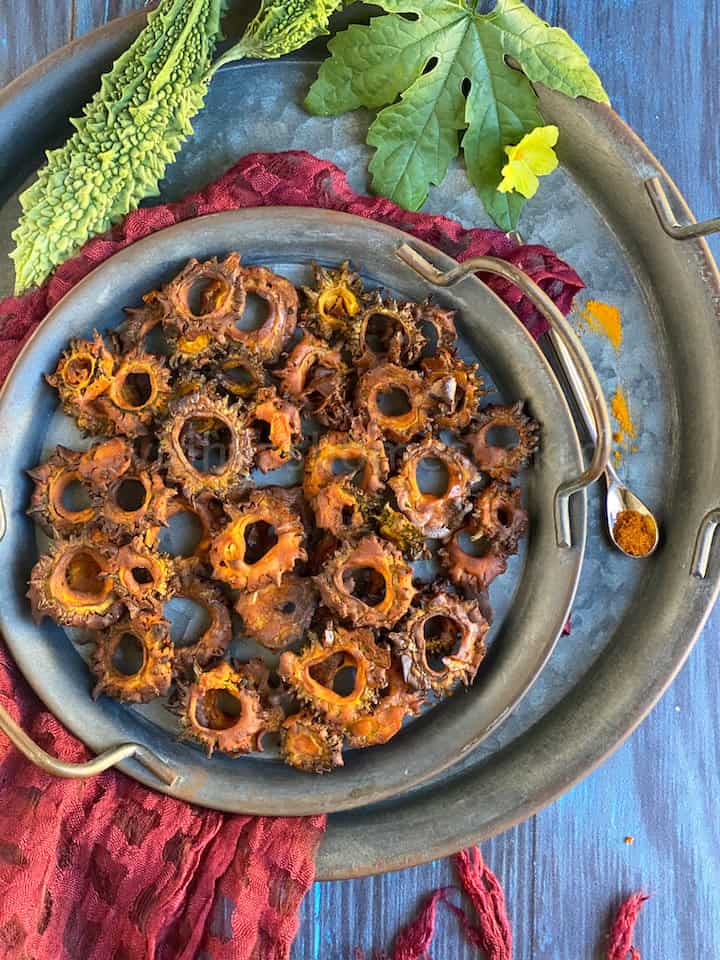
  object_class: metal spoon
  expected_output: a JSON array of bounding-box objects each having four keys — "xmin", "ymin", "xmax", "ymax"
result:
[{"xmin": 547, "ymin": 331, "xmax": 659, "ymax": 558}]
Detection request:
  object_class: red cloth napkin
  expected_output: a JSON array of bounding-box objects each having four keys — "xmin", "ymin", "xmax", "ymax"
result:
[{"xmin": 0, "ymin": 150, "xmax": 583, "ymax": 960}]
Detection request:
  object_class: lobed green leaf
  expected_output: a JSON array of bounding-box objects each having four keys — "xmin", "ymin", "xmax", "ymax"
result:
[{"xmin": 305, "ymin": 0, "xmax": 610, "ymax": 228}]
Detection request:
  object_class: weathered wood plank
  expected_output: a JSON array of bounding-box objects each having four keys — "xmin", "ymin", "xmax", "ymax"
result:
[
  {"xmin": 293, "ymin": 822, "xmax": 537, "ymax": 960},
  {"xmin": 532, "ymin": 0, "xmax": 719, "ymax": 260},
  {"xmin": 0, "ymin": 3, "xmax": 73, "ymax": 87},
  {"xmin": 532, "ymin": 604, "xmax": 720, "ymax": 959},
  {"xmin": 70, "ymin": 0, "xmax": 138, "ymax": 40}
]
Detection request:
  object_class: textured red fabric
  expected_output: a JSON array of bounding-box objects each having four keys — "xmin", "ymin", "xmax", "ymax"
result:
[
  {"xmin": 0, "ymin": 150, "xmax": 583, "ymax": 383},
  {"xmin": 354, "ymin": 847, "xmax": 512, "ymax": 959},
  {"xmin": 451, "ymin": 848, "xmax": 513, "ymax": 959},
  {"xmin": 0, "ymin": 149, "xmax": 584, "ymax": 960},
  {"xmin": 0, "ymin": 644, "xmax": 325, "ymax": 960},
  {"xmin": 607, "ymin": 893, "xmax": 650, "ymax": 960}
]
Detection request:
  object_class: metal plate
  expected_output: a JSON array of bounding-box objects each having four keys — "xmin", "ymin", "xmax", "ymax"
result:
[
  {"xmin": 0, "ymin": 11, "xmax": 719, "ymax": 878},
  {"xmin": 0, "ymin": 208, "xmax": 585, "ymax": 817}
]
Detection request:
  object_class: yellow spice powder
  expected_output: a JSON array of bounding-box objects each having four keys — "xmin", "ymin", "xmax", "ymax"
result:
[
  {"xmin": 611, "ymin": 385, "xmax": 636, "ymax": 443},
  {"xmin": 579, "ymin": 299, "xmax": 623, "ymax": 351},
  {"xmin": 610, "ymin": 385, "xmax": 638, "ymax": 466}
]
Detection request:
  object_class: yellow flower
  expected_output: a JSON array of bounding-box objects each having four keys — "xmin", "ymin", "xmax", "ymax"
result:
[{"xmin": 497, "ymin": 125, "xmax": 560, "ymax": 199}]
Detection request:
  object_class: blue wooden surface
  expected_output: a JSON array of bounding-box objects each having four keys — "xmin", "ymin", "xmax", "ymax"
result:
[{"xmin": 1, "ymin": 2, "xmax": 719, "ymax": 956}]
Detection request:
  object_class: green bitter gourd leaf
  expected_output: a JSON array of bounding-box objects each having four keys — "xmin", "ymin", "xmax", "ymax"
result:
[{"xmin": 305, "ymin": 0, "xmax": 609, "ymax": 231}]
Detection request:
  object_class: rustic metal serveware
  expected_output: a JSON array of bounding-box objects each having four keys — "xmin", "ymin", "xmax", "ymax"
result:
[
  {"xmin": 0, "ymin": 9, "xmax": 719, "ymax": 878},
  {"xmin": 0, "ymin": 208, "xmax": 588, "ymax": 815}
]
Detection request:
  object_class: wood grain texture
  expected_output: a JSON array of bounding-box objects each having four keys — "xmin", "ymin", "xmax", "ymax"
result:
[{"xmin": 1, "ymin": 2, "xmax": 719, "ymax": 958}]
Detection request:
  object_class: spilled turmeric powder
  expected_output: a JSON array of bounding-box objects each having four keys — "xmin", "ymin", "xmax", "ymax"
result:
[
  {"xmin": 578, "ymin": 299, "xmax": 623, "ymax": 351},
  {"xmin": 610, "ymin": 385, "xmax": 638, "ymax": 466},
  {"xmin": 573, "ymin": 300, "xmax": 638, "ymax": 464}
]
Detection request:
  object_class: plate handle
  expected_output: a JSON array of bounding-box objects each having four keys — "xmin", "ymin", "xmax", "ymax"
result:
[
  {"xmin": 646, "ymin": 177, "xmax": 720, "ymax": 240},
  {"xmin": 0, "ymin": 701, "xmax": 178, "ymax": 786},
  {"xmin": 395, "ymin": 244, "xmax": 611, "ymax": 548}
]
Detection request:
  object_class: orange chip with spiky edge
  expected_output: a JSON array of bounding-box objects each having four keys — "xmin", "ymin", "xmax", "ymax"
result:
[
  {"xmin": 278, "ymin": 624, "xmax": 390, "ymax": 725},
  {"xmin": 209, "ymin": 489, "xmax": 307, "ymax": 591},
  {"xmin": 178, "ymin": 661, "xmax": 283, "ymax": 757},
  {"xmin": 390, "ymin": 591, "xmax": 490, "ymax": 696},
  {"xmin": 280, "ymin": 712, "xmax": 344, "ymax": 774},
  {"xmin": 315, "ymin": 535, "xmax": 416, "ymax": 629},
  {"xmin": 90, "ymin": 612, "xmax": 174, "ymax": 703}
]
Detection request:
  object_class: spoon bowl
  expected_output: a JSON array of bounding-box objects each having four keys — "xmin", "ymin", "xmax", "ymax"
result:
[{"xmin": 604, "ymin": 461, "xmax": 659, "ymax": 558}]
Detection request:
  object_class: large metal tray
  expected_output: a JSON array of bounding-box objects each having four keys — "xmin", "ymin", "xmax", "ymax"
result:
[{"xmin": 1, "ymin": 9, "xmax": 719, "ymax": 879}]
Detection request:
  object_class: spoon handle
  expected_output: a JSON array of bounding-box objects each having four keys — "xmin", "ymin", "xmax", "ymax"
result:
[
  {"xmin": 546, "ymin": 330, "xmax": 621, "ymax": 483},
  {"xmin": 547, "ymin": 331, "xmax": 626, "ymax": 489},
  {"xmin": 547, "ymin": 330, "xmax": 598, "ymax": 439}
]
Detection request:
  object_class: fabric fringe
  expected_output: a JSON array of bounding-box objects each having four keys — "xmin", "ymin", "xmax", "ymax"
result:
[
  {"xmin": 355, "ymin": 849, "xmax": 647, "ymax": 960},
  {"xmin": 607, "ymin": 892, "xmax": 650, "ymax": 960},
  {"xmin": 353, "ymin": 848, "xmax": 512, "ymax": 959}
]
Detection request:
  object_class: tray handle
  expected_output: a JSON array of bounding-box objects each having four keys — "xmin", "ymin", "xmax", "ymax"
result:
[
  {"xmin": 646, "ymin": 177, "xmax": 720, "ymax": 240},
  {"xmin": 691, "ymin": 508, "xmax": 720, "ymax": 579},
  {"xmin": 395, "ymin": 244, "xmax": 611, "ymax": 549},
  {"xmin": 0, "ymin": 701, "xmax": 178, "ymax": 785}
]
